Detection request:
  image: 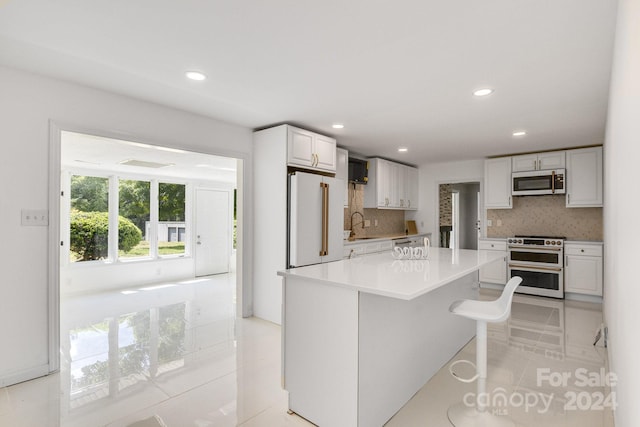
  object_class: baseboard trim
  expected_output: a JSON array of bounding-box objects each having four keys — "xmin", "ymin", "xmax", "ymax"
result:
[{"xmin": 0, "ymin": 364, "xmax": 50, "ymax": 388}]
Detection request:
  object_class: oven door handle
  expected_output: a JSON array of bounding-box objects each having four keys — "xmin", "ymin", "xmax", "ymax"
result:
[
  {"xmin": 509, "ymin": 263, "xmax": 563, "ymax": 272},
  {"xmin": 508, "ymin": 246, "xmax": 563, "ymax": 252}
]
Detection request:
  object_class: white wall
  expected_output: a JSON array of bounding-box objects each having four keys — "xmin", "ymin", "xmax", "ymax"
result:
[
  {"xmin": 406, "ymin": 159, "xmax": 484, "ymax": 246},
  {"xmin": 603, "ymin": 0, "xmax": 640, "ymax": 426},
  {"xmin": 0, "ymin": 65, "xmax": 253, "ymax": 386}
]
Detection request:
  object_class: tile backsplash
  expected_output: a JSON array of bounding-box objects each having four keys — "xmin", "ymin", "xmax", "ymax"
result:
[
  {"xmin": 487, "ymin": 195, "xmax": 603, "ymax": 241},
  {"xmin": 343, "ymin": 184, "xmax": 405, "ymax": 238}
]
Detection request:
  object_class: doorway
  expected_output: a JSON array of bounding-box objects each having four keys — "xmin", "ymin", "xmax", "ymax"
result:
[
  {"xmin": 52, "ymin": 128, "xmax": 244, "ymax": 376},
  {"xmin": 438, "ymin": 182, "xmax": 480, "ymax": 249}
]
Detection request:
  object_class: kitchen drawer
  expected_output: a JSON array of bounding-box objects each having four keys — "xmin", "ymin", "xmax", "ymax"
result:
[
  {"xmin": 564, "ymin": 244, "xmax": 602, "ymax": 257},
  {"xmin": 478, "ymin": 240, "xmax": 507, "ymax": 251},
  {"xmin": 364, "ymin": 242, "xmax": 383, "ymax": 254},
  {"xmin": 379, "ymin": 240, "xmax": 393, "ymax": 251}
]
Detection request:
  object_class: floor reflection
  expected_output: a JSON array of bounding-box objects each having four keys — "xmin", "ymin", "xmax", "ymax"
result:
[{"xmin": 0, "ymin": 278, "xmax": 613, "ymax": 427}]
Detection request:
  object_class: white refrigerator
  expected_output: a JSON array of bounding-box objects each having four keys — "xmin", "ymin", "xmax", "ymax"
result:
[{"xmin": 288, "ymin": 171, "xmax": 345, "ymax": 268}]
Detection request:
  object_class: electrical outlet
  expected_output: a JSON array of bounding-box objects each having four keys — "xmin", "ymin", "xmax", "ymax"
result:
[
  {"xmin": 497, "ymin": 219, "xmax": 502, "ymax": 227},
  {"xmin": 374, "ymin": 219, "xmax": 378, "ymax": 227},
  {"xmin": 21, "ymin": 209, "xmax": 49, "ymax": 226},
  {"xmin": 487, "ymin": 219, "xmax": 492, "ymax": 227},
  {"xmin": 363, "ymin": 219, "xmax": 371, "ymax": 227}
]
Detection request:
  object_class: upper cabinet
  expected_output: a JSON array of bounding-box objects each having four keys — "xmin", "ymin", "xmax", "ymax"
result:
[
  {"xmin": 566, "ymin": 147, "xmax": 603, "ymax": 207},
  {"xmin": 484, "ymin": 157, "xmax": 512, "ymax": 209},
  {"xmin": 512, "ymin": 151, "xmax": 565, "ymax": 172},
  {"xmin": 287, "ymin": 126, "xmax": 336, "ymax": 172},
  {"xmin": 336, "ymin": 148, "xmax": 349, "ymax": 208},
  {"xmin": 364, "ymin": 158, "xmax": 418, "ymax": 210}
]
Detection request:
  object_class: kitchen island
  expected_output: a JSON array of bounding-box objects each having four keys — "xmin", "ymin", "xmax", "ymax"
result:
[{"xmin": 278, "ymin": 248, "xmax": 506, "ymax": 427}]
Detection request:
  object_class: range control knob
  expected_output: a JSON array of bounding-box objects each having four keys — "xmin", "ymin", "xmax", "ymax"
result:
[
  {"xmin": 551, "ymin": 241, "xmax": 556, "ymax": 245},
  {"xmin": 545, "ymin": 240, "xmax": 550, "ymax": 245}
]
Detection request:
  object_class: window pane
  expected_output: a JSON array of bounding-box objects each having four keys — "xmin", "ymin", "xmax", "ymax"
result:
[
  {"xmin": 118, "ymin": 180, "xmax": 150, "ymax": 258},
  {"xmin": 69, "ymin": 175, "xmax": 109, "ymax": 262},
  {"xmin": 158, "ymin": 183, "xmax": 186, "ymax": 256}
]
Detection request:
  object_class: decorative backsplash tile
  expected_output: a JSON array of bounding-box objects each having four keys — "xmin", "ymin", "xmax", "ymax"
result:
[
  {"xmin": 343, "ymin": 184, "xmax": 406, "ymax": 238},
  {"xmin": 487, "ymin": 195, "xmax": 603, "ymax": 240}
]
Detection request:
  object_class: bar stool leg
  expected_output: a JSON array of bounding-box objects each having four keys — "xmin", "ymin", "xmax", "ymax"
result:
[
  {"xmin": 476, "ymin": 320, "xmax": 487, "ymax": 413},
  {"xmin": 447, "ymin": 319, "xmax": 515, "ymax": 427}
]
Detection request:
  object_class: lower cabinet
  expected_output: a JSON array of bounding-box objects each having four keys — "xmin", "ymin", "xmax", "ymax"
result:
[
  {"xmin": 343, "ymin": 240, "xmax": 394, "ymax": 259},
  {"xmin": 479, "ymin": 239, "xmax": 507, "ymax": 285},
  {"xmin": 564, "ymin": 242, "xmax": 603, "ymax": 296}
]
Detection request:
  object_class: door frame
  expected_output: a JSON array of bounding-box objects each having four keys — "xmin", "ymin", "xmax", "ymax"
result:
[{"xmin": 48, "ymin": 121, "xmax": 252, "ymax": 373}]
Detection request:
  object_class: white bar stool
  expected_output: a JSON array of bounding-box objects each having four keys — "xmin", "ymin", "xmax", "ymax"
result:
[{"xmin": 447, "ymin": 276, "xmax": 523, "ymax": 427}]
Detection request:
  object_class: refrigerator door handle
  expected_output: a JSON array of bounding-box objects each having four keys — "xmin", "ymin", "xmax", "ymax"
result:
[{"xmin": 320, "ymin": 182, "xmax": 329, "ymax": 256}]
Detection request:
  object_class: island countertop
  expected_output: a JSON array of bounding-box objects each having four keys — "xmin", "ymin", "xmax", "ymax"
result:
[{"xmin": 278, "ymin": 247, "xmax": 506, "ymax": 300}]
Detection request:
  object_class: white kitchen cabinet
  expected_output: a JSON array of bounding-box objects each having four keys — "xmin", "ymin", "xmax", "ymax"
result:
[
  {"xmin": 484, "ymin": 157, "xmax": 512, "ymax": 209},
  {"xmin": 343, "ymin": 239, "xmax": 394, "ymax": 259},
  {"xmin": 478, "ymin": 239, "xmax": 507, "ymax": 285},
  {"xmin": 364, "ymin": 158, "xmax": 418, "ymax": 210},
  {"xmin": 287, "ymin": 126, "xmax": 337, "ymax": 172},
  {"xmin": 336, "ymin": 148, "xmax": 349, "ymax": 208},
  {"xmin": 253, "ymin": 124, "xmax": 339, "ymax": 325},
  {"xmin": 564, "ymin": 242, "xmax": 603, "ymax": 296},
  {"xmin": 406, "ymin": 166, "xmax": 419, "ymax": 210},
  {"xmin": 512, "ymin": 151, "xmax": 565, "ymax": 172},
  {"xmin": 566, "ymin": 146, "xmax": 603, "ymax": 208}
]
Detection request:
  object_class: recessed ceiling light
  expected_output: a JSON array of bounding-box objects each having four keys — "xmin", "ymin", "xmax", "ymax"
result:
[
  {"xmin": 512, "ymin": 131, "xmax": 527, "ymax": 137},
  {"xmin": 398, "ymin": 147, "xmax": 408, "ymax": 152},
  {"xmin": 332, "ymin": 123, "xmax": 345, "ymax": 129},
  {"xmin": 185, "ymin": 71, "xmax": 206, "ymax": 81},
  {"xmin": 473, "ymin": 88, "xmax": 494, "ymax": 97}
]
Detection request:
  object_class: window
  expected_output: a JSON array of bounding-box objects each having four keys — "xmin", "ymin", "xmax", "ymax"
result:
[
  {"xmin": 158, "ymin": 183, "xmax": 186, "ymax": 256},
  {"xmin": 69, "ymin": 175, "xmax": 109, "ymax": 263},
  {"xmin": 118, "ymin": 179, "xmax": 151, "ymax": 258},
  {"xmin": 67, "ymin": 175, "xmax": 188, "ymax": 263}
]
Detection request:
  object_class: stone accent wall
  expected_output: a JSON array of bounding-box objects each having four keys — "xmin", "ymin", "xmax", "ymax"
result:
[
  {"xmin": 487, "ymin": 194, "xmax": 603, "ymax": 240},
  {"xmin": 439, "ymin": 184, "xmax": 453, "ymax": 227},
  {"xmin": 343, "ymin": 184, "xmax": 406, "ymax": 238}
]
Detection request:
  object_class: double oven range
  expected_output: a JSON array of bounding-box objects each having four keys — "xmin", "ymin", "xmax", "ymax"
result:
[{"xmin": 507, "ymin": 235, "xmax": 565, "ymax": 298}]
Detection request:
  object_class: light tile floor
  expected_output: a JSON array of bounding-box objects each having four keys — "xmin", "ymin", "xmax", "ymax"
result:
[{"xmin": 0, "ymin": 277, "xmax": 615, "ymax": 426}]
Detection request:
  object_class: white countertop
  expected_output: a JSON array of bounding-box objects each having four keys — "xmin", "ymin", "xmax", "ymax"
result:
[{"xmin": 278, "ymin": 248, "xmax": 506, "ymax": 300}]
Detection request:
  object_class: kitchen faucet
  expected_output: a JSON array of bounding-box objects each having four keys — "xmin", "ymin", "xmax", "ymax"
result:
[{"xmin": 349, "ymin": 211, "xmax": 365, "ymax": 239}]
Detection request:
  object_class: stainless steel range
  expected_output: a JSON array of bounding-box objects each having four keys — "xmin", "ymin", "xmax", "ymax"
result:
[{"xmin": 507, "ymin": 235, "xmax": 565, "ymax": 298}]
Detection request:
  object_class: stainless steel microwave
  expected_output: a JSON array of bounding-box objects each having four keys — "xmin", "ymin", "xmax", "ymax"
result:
[{"xmin": 512, "ymin": 169, "xmax": 565, "ymax": 196}]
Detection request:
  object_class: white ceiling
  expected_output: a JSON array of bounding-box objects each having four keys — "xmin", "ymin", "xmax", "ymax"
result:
[
  {"xmin": 61, "ymin": 131, "xmax": 238, "ymax": 183},
  {"xmin": 0, "ymin": 0, "xmax": 618, "ymax": 165}
]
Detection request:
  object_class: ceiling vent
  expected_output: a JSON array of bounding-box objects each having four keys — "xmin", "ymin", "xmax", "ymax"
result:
[{"xmin": 119, "ymin": 159, "xmax": 174, "ymax": 168}]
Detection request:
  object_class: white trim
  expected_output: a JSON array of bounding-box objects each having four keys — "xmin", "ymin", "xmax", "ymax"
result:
[
  {"xmin": 48, "ymin": 121, "xmax": 61, "ymax": 373},
  {"xmin": 0, "ymin": 363, "xmax": 51, "ymax": 388}
]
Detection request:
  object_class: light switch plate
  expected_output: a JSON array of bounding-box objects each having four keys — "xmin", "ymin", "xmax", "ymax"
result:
[{"xmin": 21, "ymin": 209, "xmax": 49, "ymax": 226}]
